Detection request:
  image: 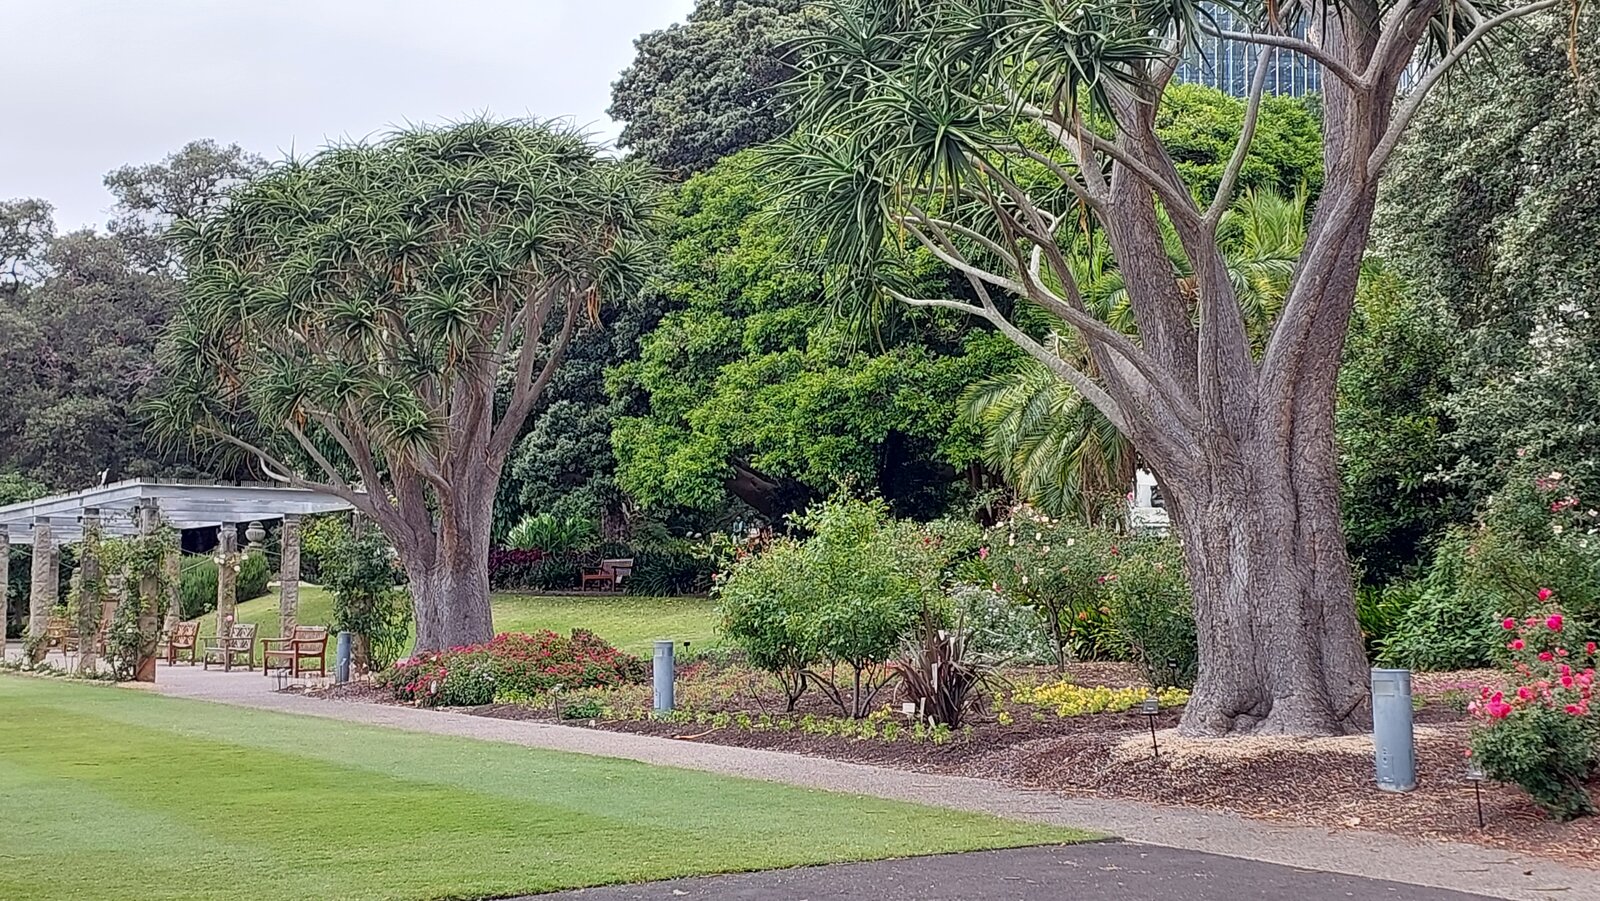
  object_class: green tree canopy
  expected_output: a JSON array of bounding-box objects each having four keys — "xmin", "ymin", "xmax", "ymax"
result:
[
  {"xmin": 148, "ymin": 119, "xmax": 661, "ymax": 650},
  {"xmin": 609, "ymin": 150, "xmax": 1014, "ymax": 522},
  {"xmin": 609, "ymin": 0, "xmax": 811, "ymax": 175}
]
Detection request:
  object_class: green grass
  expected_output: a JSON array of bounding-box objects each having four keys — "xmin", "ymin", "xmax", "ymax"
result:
[
  {"xmin": 0, "ymin": 677, "xmax": 1081, "ymax": 901},
  {"xmin": 194, "ymin": 589, "xmax": 718, "ymax": 655}
]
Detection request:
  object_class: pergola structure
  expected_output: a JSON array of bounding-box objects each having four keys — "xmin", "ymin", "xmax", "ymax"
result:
[{"xmin": 1, "ymin": 479, "xmax": 353, "ymax": 676}]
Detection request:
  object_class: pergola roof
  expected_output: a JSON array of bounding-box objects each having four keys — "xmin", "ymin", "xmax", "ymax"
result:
[{"xmin": 0, "ymin": 478, "xmax": 355, "ymax": 546}]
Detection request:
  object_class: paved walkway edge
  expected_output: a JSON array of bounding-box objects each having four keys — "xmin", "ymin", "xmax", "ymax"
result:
[{"xmin": 134, "ymin": 671, "xmax": 1597, "ymax": 901}]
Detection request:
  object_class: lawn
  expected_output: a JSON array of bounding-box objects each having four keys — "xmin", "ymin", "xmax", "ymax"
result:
[
  {"xmin": 0, "ymin": 677, "xmax": 1080, "ymax": 901},
  {"xmin": 193, "ymin": 588, "xmax": 719, "ymax": 655}
]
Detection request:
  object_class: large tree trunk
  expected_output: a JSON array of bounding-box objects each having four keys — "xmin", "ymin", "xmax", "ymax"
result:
[
  {"xmin": 405, "ymin": 491, "xmax": 496, "ymax": 653},
  {"xmin": 1165, "ymin": 402, "xmax": 1371, "ymax": 737}
]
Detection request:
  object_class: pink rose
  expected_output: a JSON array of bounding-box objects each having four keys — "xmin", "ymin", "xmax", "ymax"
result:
[
  {"xmin": 1538, "ymin": 587, "xmax": 1554, "ymax": 602},
  {"xmin": 1517, "ymin": 686, "xmax": 1534, "ymax": 701},
  {"xmin": 1588, "ymin": 642, "xmax": 1598, "ymax": 655},
  {"xmin": 1561, "ymin": 675, "xmax": 1576, "ymax": 689},
  {"xmin": 1539, "ymin": 651, "xmax": 1555, "ymax": 662},
  {"xmin": 1502, "ymin": 617, "xmax": 1518, "ymax": 630},
  {"xmin": 1510, "ymin": 639, "xmax": 1526, "ymax": 651},
  {"xmin": 1547, "ymin": 613, "xmax": 1564, "ymax": 631}
]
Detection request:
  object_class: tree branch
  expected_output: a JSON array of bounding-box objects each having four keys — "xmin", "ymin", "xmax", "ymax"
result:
[
  {"xmin": 1199, "ymin": 25, "xmax": 1365, "ymax": 91},
  {"xmin": 1368, "ymin": 0, "xmax": 1563, "ymax": 172},
  {"xmin": 1206, "ymin": 44, "xmax": 1274, "ymax": 227},
  {"xmin": 488, "ymin": 293, "xmax": 582, "ymax": 461}
]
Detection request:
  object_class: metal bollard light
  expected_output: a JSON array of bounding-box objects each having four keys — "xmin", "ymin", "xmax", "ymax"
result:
[
  {"xmin": 336, "ymin": 631, "xmax": 353, "ymax": 684},
  {"xmin": 1372, "ymin": 667, "xmax": 1416, "ymax": 791},
  {"xmin": 653, "ymin": 639, "xmax": 675, "ymax": 713}
]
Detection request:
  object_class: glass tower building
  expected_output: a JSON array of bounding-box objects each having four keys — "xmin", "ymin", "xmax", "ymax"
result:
[{"xmin": 1174, "ymin": 9, "xmax": 1323, "ymax": 97}]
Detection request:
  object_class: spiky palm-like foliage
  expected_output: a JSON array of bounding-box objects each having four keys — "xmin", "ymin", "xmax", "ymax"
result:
[{"xmin": 148, "ymin": 119, "xmax": 661, "ymax": 650}]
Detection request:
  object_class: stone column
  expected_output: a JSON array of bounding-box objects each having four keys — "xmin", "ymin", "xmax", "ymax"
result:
[
  {"xmin": 77, "ymin": 508, "xmax": 103, "ymax": 672},
  {"xmin": 1, "ymin": 527, "xmax": 10, "ymax": 655},
  {"xmin": 28, "ymin": 518, "xmax": 58, "ymax": 660},
  {"xmin": 133, "ymin": 504, "xmax": 161, "ymax": 681},
  {"xmin": 162, "ymin": 545, "xmax": 181, "ymax": 635},
  {"xmin": 216, "ymin": 523, "xmax": 238, "ymax": 642},
  {"xmin": 279, "ymin": 514, "xmax": 302, "ymax": 639}
]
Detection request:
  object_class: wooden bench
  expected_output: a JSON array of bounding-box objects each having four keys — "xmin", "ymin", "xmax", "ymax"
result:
[
  {"xmin": 203, "ymin": 622, "xmax": 258, "ymax": 671},
  {"xmin": 581, "ymin": 558, "xmax": 634, "ymax": 591},
  {"xmin": 165, "ymin": 621, "xmax": 200, "ymax": 665},
  {"xmin": 45, "ymin": 615, "xmax": 78, "ymax": 652},
  {"xmin": 261, "ymin": 625, "xmax": 329, "ymax": 678}
]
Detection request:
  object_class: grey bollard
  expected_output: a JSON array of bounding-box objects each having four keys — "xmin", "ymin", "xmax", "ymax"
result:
[
  {"xmin": 653, "ymin": 639, "xmax": 675, "ymax": 713},
  {"xmin": 336, "ymin": 631, "xmax": 353, "ymax": 684},
  {"xmin": 1372, "ymin": 667, "xmax": 1416, "ymax": 791}
]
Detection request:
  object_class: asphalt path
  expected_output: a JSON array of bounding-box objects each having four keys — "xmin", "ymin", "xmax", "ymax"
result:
[{"xmin": 526, "ymin": 843, "xmax": 1500, "ymax": 900}]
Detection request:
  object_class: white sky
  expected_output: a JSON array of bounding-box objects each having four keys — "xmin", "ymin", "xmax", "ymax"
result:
[{"xmin": 1, "ymin": 0, "xmax": 696, "ymax": 231}]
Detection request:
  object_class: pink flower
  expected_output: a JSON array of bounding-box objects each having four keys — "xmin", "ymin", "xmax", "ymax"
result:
[
  {"xmin": 1561, "ymin": 675, "xmax": 1576, "ymax": 689},
  {"xmin": 1539, "ymin": 651, "xmax": 1555, "ymax": 662},
  {"xmin": 1538, "ymin": 587, "xmax": 1554, "ymax": 602},
  {"xmin": 1546, "ymin": 613, "xmax": 1564, "ymax": 632},
  {"xmin": 1517, "ymin": 686, "xmax": 1534, "ymax": 701},
  {"xmin": 978, "ymin": 546, "xmax": 990, "ymax": 560},
  {"xmin": 1565, "ymin": 704, "xmax": 1584, "ymax": 715},
  {"xmin": 1588, "ymin": 642, "xmax": 1598, "ymax": 655},
  {"xmin": 1502, "ymin": 617, "xmax": 1518, "ymax": 630},
  {"xmin": 1510, "ymin": 639, "xmax": 1526, "ymax": 651}
]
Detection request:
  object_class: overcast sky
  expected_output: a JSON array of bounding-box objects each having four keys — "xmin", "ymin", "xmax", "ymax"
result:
[{"xmin": 1, "ymin": 0, "xmax": 696, "ymax": 231}]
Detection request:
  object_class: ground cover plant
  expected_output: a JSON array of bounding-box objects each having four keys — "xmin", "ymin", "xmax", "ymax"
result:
[{"xmin": 0, "ymin": 675, "xmax": 1080, "ymax": 901}]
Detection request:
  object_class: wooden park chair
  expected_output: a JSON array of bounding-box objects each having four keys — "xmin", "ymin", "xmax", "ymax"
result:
[
  {"xmin": 165, "ymin": 621, "xmax": 200, "ymax": 665},
  {"xmin": 261, "ymin": 625, "xmax": 329, "ymax": 678},
  {"xmin": 202, "ymin": 622, "xmax": 258, "ymax": 672},
  {"xmin": 580, "ymin": 558, "xmax": 634, "ymax": 592}
]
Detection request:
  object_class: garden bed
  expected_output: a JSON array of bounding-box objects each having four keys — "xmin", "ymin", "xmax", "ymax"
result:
[{"xmin": 302, "ymin": 660, "xmax": 1600, "ymax": 866}]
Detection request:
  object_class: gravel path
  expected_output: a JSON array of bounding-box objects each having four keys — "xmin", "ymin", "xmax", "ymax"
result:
[{"xmin": 0, "ymin": 659, "xmax": 1523, "ymax": 899}]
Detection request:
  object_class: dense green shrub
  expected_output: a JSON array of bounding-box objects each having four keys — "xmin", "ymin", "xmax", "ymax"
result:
[
  {"xmin": 1102, "ymin": 541, "xmax": 1197, "ymax": 689},
  {"xmin": 178, "ymin": 552, "xmax": 271, "ymax": 620},
  {"xmin": 384, "ymin": 630, "xmax": 647, "ymax": 707},
  {"xmin": 505, "ymin": 513, "xmax": 599, "ymax": 556},
  {"xmin": 321, "ymin": 526, "xmax": 412, "ymax": 672},
  {"xmin": 716, "ymin": 497, "xmax": 969, "ymax": 716},
  {"xmin": 978, "ymin": 510, "xmax": 1118, "ymax": 667},
  {"xmin": 1384, "ymin": 467, "xmax": 1600, "ymax": 670},
  {"xmin": 950, "ymin": 584, "xmax": 1054, "ymax": 664},
  {"xmin": 716, "ymin": 537, "xmax": 819, "ymax": 709},
  {"xmin": 626, "ymin": 543, "xmax": 715, "ymax": 595}
]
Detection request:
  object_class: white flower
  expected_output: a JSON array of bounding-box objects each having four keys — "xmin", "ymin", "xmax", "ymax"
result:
[
  {"xmin": 1034, "ymin": 532, "xmax": 1042, "ymax": 541},
  {"xmin": 1066, "ymin": 537, "xmax": 1076, "ymax": 547},
  {"xmin": 1020, "ymin": 574, "xmax": 1029, "ymax": 585}
]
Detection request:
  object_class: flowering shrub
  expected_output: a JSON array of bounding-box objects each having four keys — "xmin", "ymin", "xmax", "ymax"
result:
[
  {"xmin": 383, "ymin": 630, "xmax": 647, "ymax": 707},
  {"xmin": 1010, "ymin": 680, "xmax": 1190, "ymax": 718},
  {"xmin": 1469, "ymin": 589, "xmax": 1598, "ymax": 820}
]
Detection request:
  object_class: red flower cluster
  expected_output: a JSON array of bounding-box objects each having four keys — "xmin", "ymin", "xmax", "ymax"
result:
[
  {"xmin": 1472, "ymin": 589, "xmax": 1596, "ymax": 721},
  {"xmin": 385, "ymin": 629, "xmax": 647, "ymax": 706}
]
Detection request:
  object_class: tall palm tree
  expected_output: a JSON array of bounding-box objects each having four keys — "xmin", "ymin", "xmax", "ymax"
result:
[{"xmin": 963, "ymin": 189, "xmax": 1308, "ymax": 522}]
